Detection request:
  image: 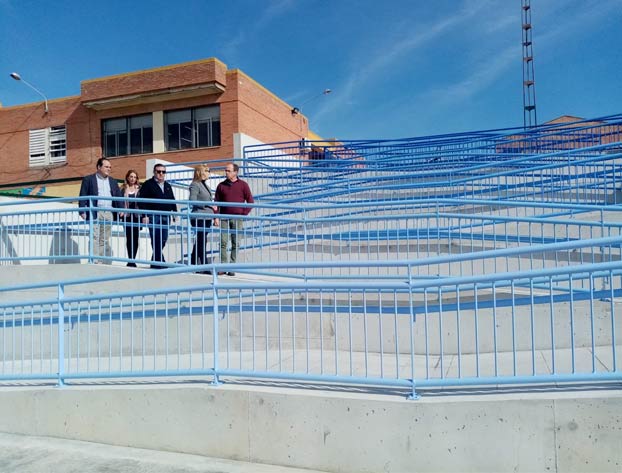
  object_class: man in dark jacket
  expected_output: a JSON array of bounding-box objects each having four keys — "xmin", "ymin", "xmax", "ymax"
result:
[
  {"xmin": 214, "ymin": 162, "xmax": 254, "ymax": 275},
  {"xmin": 138, "ymin": 163, "xmax": 177, "ymax": 268},
  {"xmin": 79, "ymin": 158, "xmax": 124, "ymax": 264}
]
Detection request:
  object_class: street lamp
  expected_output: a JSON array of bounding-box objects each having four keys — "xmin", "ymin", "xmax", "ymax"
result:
[
  {"xmin": 10, "ymin": 72, "xmax": 49, "ymax": 113},
  {"xmin": 291, "ymin": 88, "xmax": 331, "ymax": 115}
]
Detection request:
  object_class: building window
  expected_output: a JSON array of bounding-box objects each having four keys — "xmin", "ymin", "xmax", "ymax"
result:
[
  {"xmin": 102, "ymin": 114, "xmax": 153, "ymax": 157},
  {"xmin": 165, "ymin": 105, "xmax": 220, "ymax": 151},
  {"xmin": 29, "ymin": 126, "xmax": 67, "ymax": 167}
]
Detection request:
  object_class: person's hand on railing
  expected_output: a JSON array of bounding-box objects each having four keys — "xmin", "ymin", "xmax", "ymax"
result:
[
  {"xmin": 213, "ymin": 218, "xmax": 220, "ymax": 227},
  {"xmin": 80, "ymin": 212, "xmax": 86, "ymax": 220}
]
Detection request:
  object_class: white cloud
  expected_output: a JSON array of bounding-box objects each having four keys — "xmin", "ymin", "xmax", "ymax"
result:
[
  {"xmin": 312, "ymin": 0, "xmax": 501, "ymax": 123},
  {"xmin": 419, "ymin": 0, "xmax": 622, "ymax": 110},
  {"xmin": 259, "ymin": 0, "xmax": 296, "ymax": 27},
  {"xmin": 428, "ymin": 45, "xmax": 519, "ymax": 105},
  {"xmin": 221, "ymin": 0, "xmax": 296, "ymax": 65},
  {"xmin": 535, "ymin": 0, "xmax": 622, "ymax": 47}
]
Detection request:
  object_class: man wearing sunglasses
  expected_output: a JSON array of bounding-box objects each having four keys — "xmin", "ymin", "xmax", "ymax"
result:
[{"xmin": 138, "ymin": 163, "xmax": 177, "ymax": 268}]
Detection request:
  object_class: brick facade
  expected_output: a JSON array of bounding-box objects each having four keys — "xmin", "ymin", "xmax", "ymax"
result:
[{"xmin": 0, "ymin": 58, "xmax": 309, "ymax": 188}]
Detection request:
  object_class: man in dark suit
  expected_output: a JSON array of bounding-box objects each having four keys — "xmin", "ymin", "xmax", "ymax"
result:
[
  {"xmin": 138, "ymin": 163, "xmax": 177, "ymax": 268},
  {"xmin": 79, "ymin": 158, "xmax": 124, "ymax": 264}
]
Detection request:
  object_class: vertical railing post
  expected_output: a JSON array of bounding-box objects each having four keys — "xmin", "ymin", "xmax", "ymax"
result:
[
  {"xmin": 186, "ymin": 202, "xmax": 192, "ymax": 267},
  {"xmin": 407, "ymin": 381, "xmax": 421, "ymax": 401},
  {"xmin": 211, "ymin": 278, "xmax": 220, "ymax": 385},
  {"xmin": 435, "ymin": 201, "xmax": 441, "ymax": 256},
  {"xmin": 600, "ymin": 208, "xmax": 608, "ymax": 293},
  {"xmin": 406, "ymin": 263, "xmax": 420, "ymax": 401},
  {"xmin": 88, "ymin": 198, "xmax": 94, "ymax": 264},
  {"xmin": 57, "ymin": 283, "xmax": 65, "ymax": 387},
  {"xmin": 303, "ymin": 208, "xmax": 308, "ymax": 282}
]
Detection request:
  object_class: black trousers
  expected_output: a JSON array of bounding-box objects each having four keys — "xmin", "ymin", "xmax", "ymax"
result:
[
  {"xmin": 124, "ymin": 216, "xmax": 141, "ymax": 261},
  {"xmin": 191, "ymin": 218, "xmax": 212, "ymax": 265}
]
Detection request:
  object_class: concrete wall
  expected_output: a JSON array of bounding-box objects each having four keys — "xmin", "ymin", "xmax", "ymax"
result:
[{"xmin": 0, "ymin": 385, "xmax": 620, "ymax": 472}]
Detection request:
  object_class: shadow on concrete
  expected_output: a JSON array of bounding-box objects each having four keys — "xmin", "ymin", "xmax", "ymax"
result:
[{"xmin": 3, "ymin": 376, "xmax": 620, "ymax": 400}]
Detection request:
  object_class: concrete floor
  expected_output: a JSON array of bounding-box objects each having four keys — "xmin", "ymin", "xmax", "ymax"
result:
[{"xmin": 0, "ymin": 431, "xmax": 325, "ymax": 473}]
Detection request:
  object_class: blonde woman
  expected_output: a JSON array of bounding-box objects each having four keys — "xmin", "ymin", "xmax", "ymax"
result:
[
  {"xmin": 189, "ymin": 164, "xmax": 218, "ymax": 273},
  {"xmin": 122, "ymin": 169, "xmax": 141, "ymax": 267}
]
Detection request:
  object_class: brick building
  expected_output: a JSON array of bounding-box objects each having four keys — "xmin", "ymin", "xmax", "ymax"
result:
[
  {"xmin": 0, "ymin": 58, "xmax": 310, "ymax": 192},
  {"xmin": 496, "ymin": 115, "xmax": 622, "ymax": 156}
]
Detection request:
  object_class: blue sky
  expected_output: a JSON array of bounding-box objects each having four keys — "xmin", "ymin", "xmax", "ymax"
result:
[{"xmin": 1, "ymin": 0, "xmax": 621, "ymax": 140}]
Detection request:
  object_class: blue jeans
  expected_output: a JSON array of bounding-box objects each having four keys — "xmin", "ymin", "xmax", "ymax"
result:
[{"xmin": 148, "ymin": 215, "xmax": 169, "ymax": 267}]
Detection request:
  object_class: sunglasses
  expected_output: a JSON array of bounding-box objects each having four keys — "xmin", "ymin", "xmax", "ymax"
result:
[{"xmin": 155, "ymin": 170, "xmax": 167, "ymax": 174}]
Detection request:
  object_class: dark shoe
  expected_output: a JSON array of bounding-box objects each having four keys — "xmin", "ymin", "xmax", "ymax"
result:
[
  {"xmin": 197, "ymin": 270, "xmax": 212, "ymax": 275},
  {"xmin": 217, "ymin": 271, "xmax": 226, "ymax": 275},
  {"xmin": 226, "ymin": 271, "xmax": 236, "ymax": 276},
  {"xmin": 126, "ymin": 263, "xmax": 137, "ymax": 268}
]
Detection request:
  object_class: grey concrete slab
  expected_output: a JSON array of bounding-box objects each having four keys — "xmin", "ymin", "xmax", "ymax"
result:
[
  {"xmin": 246, "ymin": 387, "xmax": 622, "ymax": 473},
  {"xmin": 0, "ymin": 431, "xmax": 325, "ymax": 473},
  {"xmin": 0, "ymin": 264, "xmax": 211, "ymax": 303},
  {"xmin": 1, "ymin": 383, "xmax": 622, "ymax": 472},
  {"xmin": 554, "ymin": 396, "xmax": 622, "ymax": 472}
]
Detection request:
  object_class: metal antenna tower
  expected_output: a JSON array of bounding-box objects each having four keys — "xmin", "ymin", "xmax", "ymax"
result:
[{"xmin": 521, "ymin": 0, "xmax": 537, "ymax": 128}]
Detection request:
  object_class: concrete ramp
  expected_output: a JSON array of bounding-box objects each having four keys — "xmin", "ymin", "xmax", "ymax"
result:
[
  {"xmin": 2, "ymin": 265, "xmax": 622, "ymax": 471},
  {"xmin": 0, "ymin": 431, "xmax": 323, "ymax": 473}
]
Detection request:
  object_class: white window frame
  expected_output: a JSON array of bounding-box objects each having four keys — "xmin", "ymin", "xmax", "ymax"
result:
[{"xmin": 29, "ymin": 126, "xmax": 67, "ymax": 167}]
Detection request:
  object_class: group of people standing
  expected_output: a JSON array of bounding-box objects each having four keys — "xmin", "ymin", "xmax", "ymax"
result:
[{"xmin": 78, "ymin": 158, "xmax": 254, "ymax": 273}]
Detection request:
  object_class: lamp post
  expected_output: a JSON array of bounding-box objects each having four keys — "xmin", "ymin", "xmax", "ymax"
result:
[
  {"xmin": 291, "ymin": 88, "xmax": 331, "ymax": 115},
  {"xmin": 10, "ymin": 72, "xmax": 49, "ymax": 113}
]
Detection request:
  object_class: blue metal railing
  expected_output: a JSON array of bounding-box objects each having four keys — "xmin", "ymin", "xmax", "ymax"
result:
[
  {"xmin": 241, "ymin": 114, "xmax": 622, "ymax": 205},
  {"xmin": 1, "ymin": 248, "xmax": 621, "ymax": 398},
  {"xmin": 2, "ymin": 195, "xmax": 622, "ymax": 396},
  {"xmin": 4, "ymin": 197, "xmax": 622, "ymax": 275},
  {"xmin": 2, "ymin": 114, "xmax": 622, "ymax": 397}
]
